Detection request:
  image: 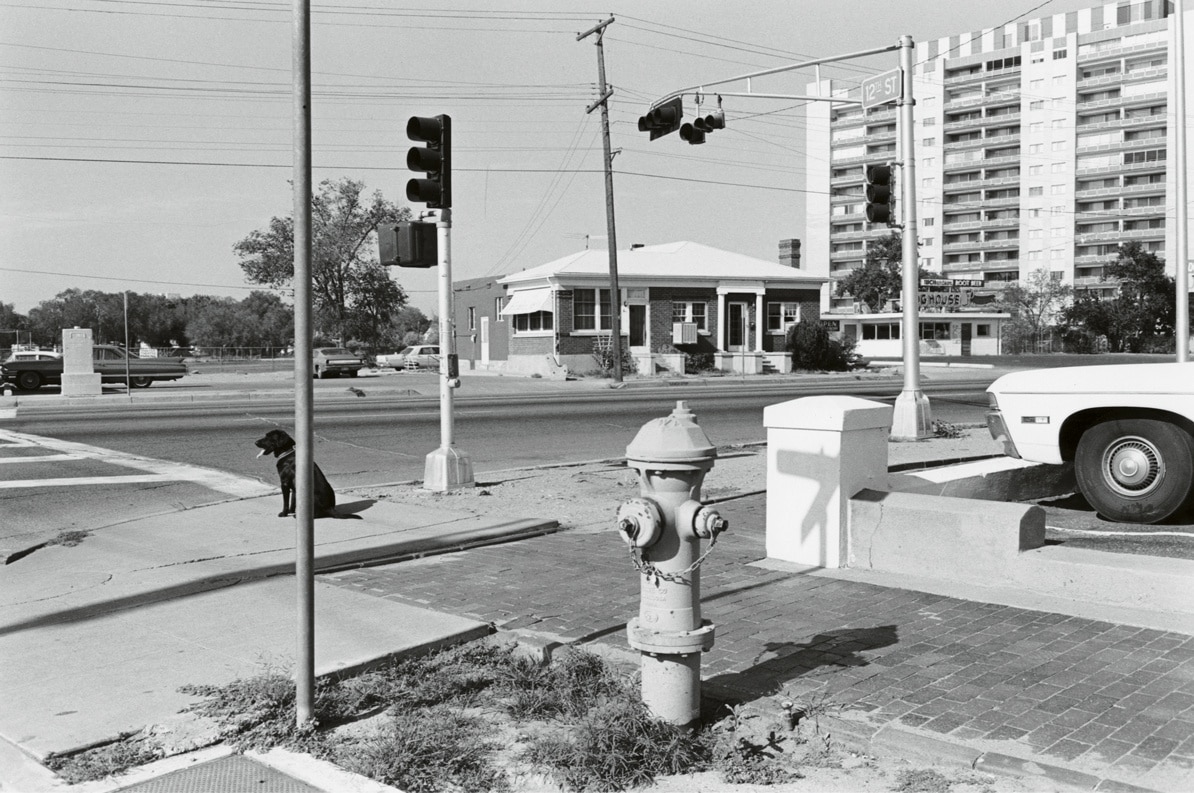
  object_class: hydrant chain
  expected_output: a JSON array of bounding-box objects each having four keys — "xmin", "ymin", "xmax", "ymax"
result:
[{"xmin": 628, "ymin": 531, "xmax": 720, "ymax": 584}]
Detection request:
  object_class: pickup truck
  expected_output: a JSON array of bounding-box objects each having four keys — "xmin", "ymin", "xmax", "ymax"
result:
[
  {"xmin": 986, "ymin": 361, "xmax": 1194, "ymax": 524},
  {"xmin": 0, "ymin": 345, "xmax": 188, "ymax": 392}
]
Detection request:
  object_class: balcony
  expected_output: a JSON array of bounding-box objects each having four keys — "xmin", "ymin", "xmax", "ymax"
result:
[
  {"xmin": 944, "ymin": 94, "xmax": 986, "ymax": 109},
  {"xmin": 981, "ymin": 154, "xmax": 1021, "ymax": 167},
  {"xmin": 941, "ymin": 261, "xmax": 986, "ymax": 274},
  {"xmin": 983, "ymin": 215, "xmax": 1020, "ymax": 227},
  {"xmin": 942, "ymin": 240, "xmax": 984, "ymax": 252},
  {"xmin": 830, "ymin": 248, "xmax": 865, "ymax": 260},
  {"xmin": 981, "ymin": 194, "xmax": 1021, "ymax": 207},
  {"xmin": 980, "ymin": 175, "xmax": 1020, "ymax": 187}
]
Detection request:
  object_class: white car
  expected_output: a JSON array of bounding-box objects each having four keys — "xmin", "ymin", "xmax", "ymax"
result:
[
  {"xmin": 399, "ymin": 345, "xmax": 440, "ymax": 371},
  {"xmin": 986, "ymin": 361, "xmax": 1194, "ymax": 524}
]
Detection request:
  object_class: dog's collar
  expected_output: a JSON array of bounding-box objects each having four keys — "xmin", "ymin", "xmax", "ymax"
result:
[{"xmin": 277, "ymin": 448, "xmax": 296, "ymax": 460}]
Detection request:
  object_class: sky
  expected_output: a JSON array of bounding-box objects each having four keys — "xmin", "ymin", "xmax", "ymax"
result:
[{"xmin": 0, "ymin": 0, "xmax": 1111, "ymax": 320}]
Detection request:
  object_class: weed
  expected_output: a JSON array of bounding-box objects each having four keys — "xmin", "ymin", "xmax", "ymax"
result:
[
  {"xmin": 45, "ymin": 530, "xmax": 89, "ymax": 547},
  {"xmin": 893, "ymin": 767, "xmax": 952, "ymax": 792},
  {"xmin": 45, "ymin": 737, "xmax": 162, "ymax": 784},
  {"xmin": 931, "ymin": 420, "xmax": 963, "ymax": 439},
  {"xmin": 522, "ymin": 698, "xmax": 709, "ymax": 792},
  {"xmin": 330, "ymin": 705, "xmax": 510, "ymax": 793}
]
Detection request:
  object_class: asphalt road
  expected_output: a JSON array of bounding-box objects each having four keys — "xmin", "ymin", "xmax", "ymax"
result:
[{"xmin": 5, "ymin": 371, "xmax": 1191, "ymax": 560}]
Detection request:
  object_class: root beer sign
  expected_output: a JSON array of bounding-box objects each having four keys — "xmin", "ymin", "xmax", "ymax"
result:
[{"xmin": 917, "ymin": 278, "xmax": 984, "ymax": 311}]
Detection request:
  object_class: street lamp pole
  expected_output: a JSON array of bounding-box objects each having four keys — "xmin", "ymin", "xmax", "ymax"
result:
[{"xmin": 892, "ymin": 34, "xmax": 932, "ymax": 440}]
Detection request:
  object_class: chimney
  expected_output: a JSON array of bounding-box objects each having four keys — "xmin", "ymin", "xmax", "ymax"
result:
[{"xmin": 779, "ymin": 238, "xmax": 801, "ymax": 269}]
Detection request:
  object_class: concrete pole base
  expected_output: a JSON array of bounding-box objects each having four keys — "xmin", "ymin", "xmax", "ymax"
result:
[
  {"xmin": 423, "ymin": 445, "xmax": 475, "ymax": 492},
  {"xmin": 640, "ymin": 652, "xmax": 702, "ymax": 727},
  {"xmin": 891, "ymin": 389, "xmax": 933, "ymax": 441}
]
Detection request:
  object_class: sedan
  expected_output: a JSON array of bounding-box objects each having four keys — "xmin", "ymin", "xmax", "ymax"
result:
[
  {"xmin": 312, "ymin": 347, "xmax": 367, "ymax": 379},
  {"xmin": 400, "ymin": 345, "xmax": 440, "ymax": 370}
]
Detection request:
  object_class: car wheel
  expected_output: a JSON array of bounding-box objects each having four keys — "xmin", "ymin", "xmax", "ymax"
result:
[
  {"xmin": 314, "ymin": 366, "xmax": 323, "ymax": 379},
  {"xmin": 129, "ymin": 376, "xmax": 153, "ymax": 389},
  {"xmin": 1074, "ymin": 419, "xmax": 1194, "ymax": 524},
  {"xmin": 15, "ymin": 371, "xmax": 41, "ymax": 391}
]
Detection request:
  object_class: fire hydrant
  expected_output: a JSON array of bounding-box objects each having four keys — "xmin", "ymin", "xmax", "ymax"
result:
[{"xmin": 617, "ymin": 400, "xmax": 728, "ymax": 726}]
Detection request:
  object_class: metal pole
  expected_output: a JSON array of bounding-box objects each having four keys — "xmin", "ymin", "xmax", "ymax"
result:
[
  {"xmin": 423, "ymin": 208, "xmax": 474, "ymax": 491},
  {"xmin": 891, "ymin": 35, "xmax": 932, "ymax": 440},
  {"xmin": 579, "ymin": 18, "xmax": 622, "ymax": 383},
  {"xmin": 123, "ymin": 291, "xmax": 130, "ymax": 391},
  {"xmin": 291, "ymin": 0, "xmax": 315, "ymax": 727},
  {"xmin": 1174, "ymin": 0, "xmax": 1189, "ymax": 361}
]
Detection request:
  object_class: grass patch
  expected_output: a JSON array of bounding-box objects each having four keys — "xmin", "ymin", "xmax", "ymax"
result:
[
  {"xmin": 45, "ymin": 530, "xmax": 90, "ymax": 547},
  {"xmin": 893, "ymin": 768, "xmax": 953, "ymax": 792},
  {"xmin": 172, "ymin": 639, "xmax": 841, "ymax": 792},
  {"xmin": 45, "ymin": 737, "xmax": 163, "ymax": 784}
]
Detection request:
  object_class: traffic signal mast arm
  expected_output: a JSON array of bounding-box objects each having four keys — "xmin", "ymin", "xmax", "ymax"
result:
[{"xmin": 639, "ymin": 40, "xmax": 898, "ymax": 137}]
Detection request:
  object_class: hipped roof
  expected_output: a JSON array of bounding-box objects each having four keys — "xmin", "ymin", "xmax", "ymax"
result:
[{"xmin": 498, "ymin": 241, "xmax": 825, "ymax": 287}]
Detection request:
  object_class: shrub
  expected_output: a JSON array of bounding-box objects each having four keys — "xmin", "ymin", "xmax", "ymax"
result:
[
  {"xmin": 786, "ymin": 320, "xmax": 853, "ymax": 371},
  {"xmin": 591, "ymin": 336, "xmax": 636, "ymax": 377},
  {"xmin": 684, "ymin": 352, "xmax": 716, "ymax": 374}
]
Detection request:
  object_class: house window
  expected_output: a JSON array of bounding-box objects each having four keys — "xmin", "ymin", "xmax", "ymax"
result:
[
  {"xmin": 976, "ymin": 324, "xmax": 991, "ymax": 337},
  {"xmin": 495, "ymin": 297, "xmax": 505, "ymax": 321},
  {"xmin": 672, "ymin": 301, "xmax": 707, "ymax": 330},
  {"xmin": 573, "ymin": 288, "xmax": 612, "ymax": 331},
  {"xmin": 766, "ymin": 302, "xmax": 800, "ymax": 333},
  {"xmin": 467, "ymin": 307, "xmax": 476, "ymax": 332},
  {"xmin": 513, "ymin": 311, "xmax": 553, "ymax": 334}
]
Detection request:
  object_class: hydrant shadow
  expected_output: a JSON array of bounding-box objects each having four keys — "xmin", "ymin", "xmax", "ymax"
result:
[{"xmin": 702, "ymin": 624, "xmax": 899, "ymax": 707}]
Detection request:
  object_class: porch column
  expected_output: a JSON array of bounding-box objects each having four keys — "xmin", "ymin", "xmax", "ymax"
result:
[
  {"xmin": 717, "ymin": 292, "xmax": 727, "ymax": 350},
  {"xmin": 754, "ymin": 292, "xmax": 764, "ymax": 351}
]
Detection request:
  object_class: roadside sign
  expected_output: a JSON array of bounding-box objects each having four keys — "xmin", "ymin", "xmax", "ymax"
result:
[
  {"xmin": 918, "ymin": 290, "xmax": 975, "ymax": 309},
  {"xmin": 920, "ymin": 278, "xmax": 984, "ymax": 288},
  {"xmin": 861, "ymin": 68, "xmax": 902, "ymax": 110}
]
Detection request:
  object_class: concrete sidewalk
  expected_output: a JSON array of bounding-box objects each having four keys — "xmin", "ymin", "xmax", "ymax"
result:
[{"xmin": 0, "ymin": 494, "xmax": 558, "ymax": 789}]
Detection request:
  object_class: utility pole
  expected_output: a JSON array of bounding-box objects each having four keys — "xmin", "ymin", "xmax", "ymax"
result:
[
  {"xmin": 579, "ymin": 17, "xmax": 623, "ymax": 384},
  {"xmin": 891, "ymin": 34, "xmax": 932, "ymax": 440},
  {"xmin": 1174, "ymin": 0, "xmax": 1189, "ymax": 362},
  {"xmin": 291, "ymin": 0, "xmax": 316, "ymax": 727}
]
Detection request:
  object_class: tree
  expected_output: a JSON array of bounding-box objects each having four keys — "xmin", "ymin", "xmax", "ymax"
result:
[
  {"xmin": 834, "ymin": 232, "xmax": 929, "ymax": 311},
  {"xmin": 234, "ymin": 178, "xmax": 412, "ymax": 346},
  {"xmin": 0, "ymin": 302, "xmax": 29, "ymax": 348},
  {"xmin": 185, "ymin": 292, "xmax": 294, "ymax": 350},
  {"xmin": 996, "ymin": 268, "xmax": 1073, "ymax": 353},
  {"xmin": 1064, "ymin": 242, "xmax": 1175, "ymax": 352}
]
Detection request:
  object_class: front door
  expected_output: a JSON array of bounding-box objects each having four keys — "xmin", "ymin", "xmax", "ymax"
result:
[
  {"xmin": 960, "ymin": 322, "xmax": 971, "ymax": 356},
  {"xmin": 727, "ymin": 302, "xmax": 749, "ymax": 351},
  {"xmin": 628, "ymin": 305, "xmax": 647, "ymax": 349}
]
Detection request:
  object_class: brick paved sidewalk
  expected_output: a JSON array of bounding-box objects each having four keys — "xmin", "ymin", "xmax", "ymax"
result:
[{"xmin": 325, "ymin": 494, "xmax": 1194, "ymax": 792}]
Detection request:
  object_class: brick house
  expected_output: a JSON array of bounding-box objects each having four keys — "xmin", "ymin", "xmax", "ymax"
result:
[{"xmin": 468, "ymin": 241, "xmax": 824, "ymax": 377}]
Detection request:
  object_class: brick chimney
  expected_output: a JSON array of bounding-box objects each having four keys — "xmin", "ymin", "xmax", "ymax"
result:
[{"xmin": 778, "ymin": 238, "xmax": 801, "ymax": 268}]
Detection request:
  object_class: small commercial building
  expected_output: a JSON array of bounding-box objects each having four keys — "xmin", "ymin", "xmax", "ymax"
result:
[{"xmin": 827, "ymin": 310, "xmax": 1012, "ymax": 357}]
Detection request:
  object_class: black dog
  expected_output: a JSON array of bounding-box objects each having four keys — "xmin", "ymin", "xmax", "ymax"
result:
[{"xmin": 255, "ymin": 429, "xmax": 337, "ymax": 518}]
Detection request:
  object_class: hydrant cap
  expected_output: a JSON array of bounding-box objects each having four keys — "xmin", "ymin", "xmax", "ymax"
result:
[{"xmin": 626, "ymin": 400, "xmax": 717, "ymax": 468}]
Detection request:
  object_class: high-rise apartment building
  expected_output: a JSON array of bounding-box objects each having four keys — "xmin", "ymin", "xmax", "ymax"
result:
[{"xmin": 806, "ymin": 0, "xmax": 1191, "ymax": 313}]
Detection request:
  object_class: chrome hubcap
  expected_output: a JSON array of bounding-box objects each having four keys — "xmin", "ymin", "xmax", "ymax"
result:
[{"xmin": 1102, "ymin": 436, "xmax": 1161, "ymax": 496}]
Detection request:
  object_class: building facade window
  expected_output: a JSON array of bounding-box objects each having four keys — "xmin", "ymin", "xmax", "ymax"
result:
[
  {"xmin": 766, "ymin": 302, "xmax": 800, "ymax": 333},
  {"xmin": 467, "ymin": 307, "xmax": 476, "ymax": 331},
  {"xmin": 573, "ymin": 288, "xmax": 612, "ymax": 331},
  {"xmin": 672, "ymin": 301, "xmax": 707, "ymax": 331},
  {"xmin": 513, "ymin": 311, "xmax": 553, "ymax": 333},
  {"xmin": 862, "ymin": 323, "xmax": 900, "ymax": 340}
]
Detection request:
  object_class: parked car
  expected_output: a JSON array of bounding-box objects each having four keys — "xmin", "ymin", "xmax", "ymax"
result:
[
  {"xmin": 0, "ymin": 345, "xmax": 186, "ymax": 391},
  {"xmin": 986, "ymin": 361, "xmax": 1194, "ymax": 524},
  {"xmin": 312, "ymin": 347, "xmax": 367, "ymax": 379},
  {"xmin": 399, "ymin": 345, "xmax": 440, "ymax": 371},
  {"xmin": 374, "ymin": 349, "xmax": 408, "ymax": 370},
  {"xmin": 4, "ymin": 350, "xmax": 62, "ymax": 363}
]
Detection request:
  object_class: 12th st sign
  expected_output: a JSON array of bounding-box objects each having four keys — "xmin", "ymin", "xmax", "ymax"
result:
[{"xmin": 861, "ymin": 68, "xmax": 902, "ymax": 110}]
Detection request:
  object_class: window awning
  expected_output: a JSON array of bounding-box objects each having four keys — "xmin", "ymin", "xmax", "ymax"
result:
[{"xmin": 500, "ymin": 288, "xmax": 554, "ymax": 316}]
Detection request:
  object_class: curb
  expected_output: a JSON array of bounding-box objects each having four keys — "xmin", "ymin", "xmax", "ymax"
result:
[{"xmin": 818, "ymin": 714, "xmax": 1163, "ymax": 793}]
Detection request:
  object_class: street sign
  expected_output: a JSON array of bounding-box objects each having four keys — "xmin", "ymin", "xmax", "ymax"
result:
[{"xmin": 861, "ymin": 68, "xmax": 902, "ymax": 110}]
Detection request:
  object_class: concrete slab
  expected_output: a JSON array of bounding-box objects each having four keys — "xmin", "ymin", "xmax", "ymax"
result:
[{"xmin": 0, "ymin": 579, "xmax": 489, "ymax": 760}]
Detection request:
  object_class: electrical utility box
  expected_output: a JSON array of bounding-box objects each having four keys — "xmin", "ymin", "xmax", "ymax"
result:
[{"xmin": 378, "ymin": 221, "xmax": 437, "ymax": 268}]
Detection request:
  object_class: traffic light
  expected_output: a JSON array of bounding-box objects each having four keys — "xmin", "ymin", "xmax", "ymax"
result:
[
  {"xmin": 378, "ymin": 221, "xmax": 437, "ymax": 268},
  {"xmin": 637, "ymin": 96, "xmax": 683, "ymax": 140},
  {"xmin": 865, "ymin": 163, "xmax": 894, "ymax": 225},
  {"xmin": 406, "ymin": 114, "xmax": 451, "ymax": 209},
  {"xmin": 680, "ymin": 108, "xmax": 725, "ymax": 145}
]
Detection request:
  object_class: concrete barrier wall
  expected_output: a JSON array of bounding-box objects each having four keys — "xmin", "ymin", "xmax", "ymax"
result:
[{"xmin": 847, "ymin": 489, "xmax": 1046, "ymax": 585}]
